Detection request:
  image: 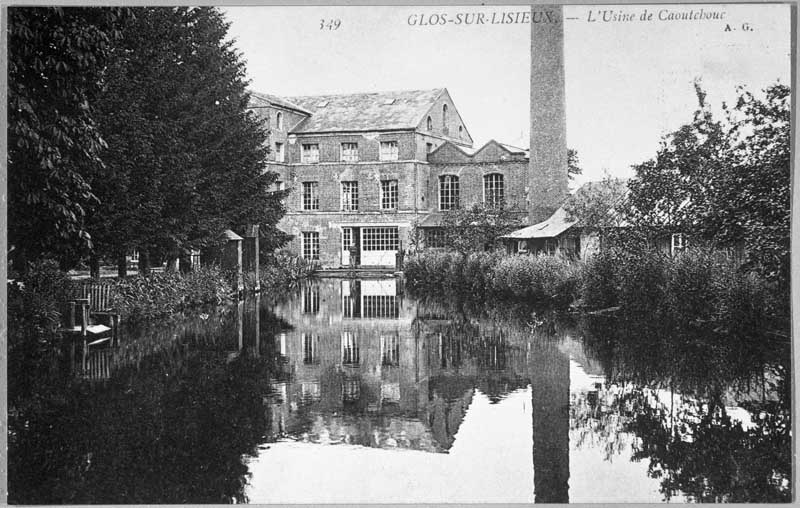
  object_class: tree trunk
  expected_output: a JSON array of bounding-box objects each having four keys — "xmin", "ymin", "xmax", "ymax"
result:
[
  {"xmin": 139, "ymin": 249, "xmax": 151, "ymax": 276},
  {"xmin": 117, "ymin": 253, "xmax": 128, "ymax": 279},
  {"xmin": 89, "ymin": 256, "xmax": 101, "ymax": 280}
]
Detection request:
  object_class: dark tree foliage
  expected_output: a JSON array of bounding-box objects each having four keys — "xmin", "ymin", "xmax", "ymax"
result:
[
  {"xmin": 626, "ymin": 83, "xmax": 790, "ymax": 283},
  {"xmin": 567, "ymin": 148, "xmax": 582, "ymax": 181},
  {"xmin": 8, "ymin": 7, "xmax": 129, "ymax": 270},
  {"xmin": 87, "ymin": 7, "xmax": 288, "ymax": 268},
  {"xmin": 437, "ymin": 203, "xmax": 525, "ymax": 255}
]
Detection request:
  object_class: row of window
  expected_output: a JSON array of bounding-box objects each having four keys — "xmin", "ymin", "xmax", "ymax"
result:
[
  {"xmin": 301, "ymin": 227, "xmax": 401, "ymax": 260},
  {"xmin": 297, "ymin": 174, "xmax": 504, "ymax": 212},
  {"xmin": 302, "ymin": 180, "xmax": 399, "ymax": 211},
  {"xmin": 294, "ymin": 141, "xmax": 400, "ymax": 164}
]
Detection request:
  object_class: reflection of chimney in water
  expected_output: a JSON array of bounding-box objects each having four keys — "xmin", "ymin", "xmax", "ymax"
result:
[{"xmin": 530, "ymin": 336, "xmax": 570, "ymax": 503}]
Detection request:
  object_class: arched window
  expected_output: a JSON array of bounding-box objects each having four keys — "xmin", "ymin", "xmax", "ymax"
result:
[
  {"xmin": 439, "ymin": 175, "xmax": 459, "ymax": 211},
  {"xmin": 442, "ymin": 104, "xmax": 448, "ymax": 127},
  {"xmin": 458, "ymin": 125, "xmax": 463, "ymax": 138},
  {"xmin": 426, "ymin": 116, "xmax": 433, "ymax": 131},
  {"xmin": 276, "ymin": 112, "xmax": 283, "ymax": 130},
  {"xmin": 483, "ymin": 173, "xmax": 504, "ymax": 207}
]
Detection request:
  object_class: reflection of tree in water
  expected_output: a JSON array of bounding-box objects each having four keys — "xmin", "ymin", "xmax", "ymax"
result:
[
  {"xmin": 577, "ymin": 313, "xmax": 791, "ymax": 502},
  {"xmin": 9, "ymin": 303, "xmax": 288, "ymax": 504}
]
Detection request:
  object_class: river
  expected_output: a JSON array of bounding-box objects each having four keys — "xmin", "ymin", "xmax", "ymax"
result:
[{"xmin": 8, "ymin": 276, "xmax": 791, "ymax": 503}]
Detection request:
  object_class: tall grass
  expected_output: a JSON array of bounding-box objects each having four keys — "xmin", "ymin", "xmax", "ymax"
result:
[
  {"xmin": 405, "ymin": 247, "xmax": 787, "ymax": 334},
  {"xmin": 405, "ymin": 250, "xmax": 583, "ymax": 309}
]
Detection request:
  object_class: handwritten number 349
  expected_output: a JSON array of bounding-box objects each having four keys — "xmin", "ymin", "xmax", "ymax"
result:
[{"xmin": 320, "ymin": 19, "xmax": 341, "ymax": 30}]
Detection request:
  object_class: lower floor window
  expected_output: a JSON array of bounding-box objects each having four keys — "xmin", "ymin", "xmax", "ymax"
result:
[
  {"xmin": 424, "ymin": 228, "xmax": 446, "ymax": 249},
  {"xmin": 362, "ymin": 227, "xmax": 399, "ymax": 251},
  {"xmin": 302, "ymin": 231, "xmax": 320, "ymax": 260}
]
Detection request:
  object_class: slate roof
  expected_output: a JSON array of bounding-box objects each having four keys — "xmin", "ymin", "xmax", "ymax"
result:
[
  {"xmin": 283, "ymin": 88, "xmax": 445, "ymax": 133},
  {"xmin": 249, "ymin": 92, "xmax": 312, "ymax": 115},
  {"xmin": 500, "ymin": 206, "xmax": 577, "ymax": 239},
  {"xmin": 501, "ymin": 179, "xmax": 629, "ymax": 240}
]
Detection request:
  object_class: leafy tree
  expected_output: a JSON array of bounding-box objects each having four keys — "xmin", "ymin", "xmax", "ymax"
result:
[
  {"xmin": 8, "ymin": 7, "xmax": 129, "ymax": 270},
  {"xmin": 626, "ymin": 83, "xmax": 790, "ymax": 282},
  {"xmin": 86, "ymin": 7, "xmax": 288, "ymax": 274},
  {"xmin": 567, "ymin": 148, "xmax": 582, "ymax": 181},
  {"xmin": 437, "ymin": 203, "xmax": 525, "ymax": 255}
]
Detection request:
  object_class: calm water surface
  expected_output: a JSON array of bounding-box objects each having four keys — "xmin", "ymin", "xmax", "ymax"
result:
[{"xmin": 8, "ymin": 277, "xmax": 791, "ymax": 503}]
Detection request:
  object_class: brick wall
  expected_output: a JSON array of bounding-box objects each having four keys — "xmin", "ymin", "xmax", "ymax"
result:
[{"xmin": 427, "ymin": 161, "xmax": 528, "ymax": 211}]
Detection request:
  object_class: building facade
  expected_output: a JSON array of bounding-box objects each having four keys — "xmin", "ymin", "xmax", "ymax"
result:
[{"xmin": 249, "ymin": 88, "xmax": 550, "ymax": 268}]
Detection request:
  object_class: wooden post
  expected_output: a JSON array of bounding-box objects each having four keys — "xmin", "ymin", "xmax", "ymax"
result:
[
  {"xmin": 89, "ymin": 256, "xmax": 101, "ymax": 280},
  {"xmin": 244, "ymin": 225, "xmax": 260, "ymax": 292}
]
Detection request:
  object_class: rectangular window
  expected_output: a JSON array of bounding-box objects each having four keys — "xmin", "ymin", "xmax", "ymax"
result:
[
  {"xmin": 381, "ymin": 335, "xmax": 400, "ymax": 366},
  {"xmin": 302, "ymin": 285, "xmax": 319, "ymax": 313},
  {"xmin": 302, "ymin": 333, "xmax": 318, "ymax": 364},
  {"xmin": 302, "ymin": 182, "xmax": 319, "ymax": 210},
  {"xmin": 363, "ymin": 296, "xmax": 400, "ymax": 318},
  {"xmin": 379, "ymin": 141, "xmax": 399, "ymax": 161},
  {"xmin": 425, "ymin": 228, "xmax": 446, "ymax": 249},
  {"xmin": 301, "ymin": 143, "xmax": 320, "ymax": 163},
  {"xmin": 341, "ymin": 181, "xmax": 359, "ymax": 211},
  {"xmin": 362, "ymin": 227, "xmax": 399, "ymax": 251},
  {"xmin": 301, "ymin": 231, "xmax": 319, "ymax": 261},
  {"xmin": 341, "ymin": 332, "xmax": 360, "ymax": 365},
  {"xmin": 275, "ymin": 142, "xmax": 285, "ymax": 162},
  {"xmin": 381, "ymin": 180, "xmax": 398, "ymax": 210},
  {"xmin": 439, "ymin": 175, "xmax": 460, "ymax": 210},
  {"xmin": 340, "ymin": 142, "xmax": 359, "ymax": 162},
  {"xmin": 483, "ymin": 173, "xmax": 504, "ymax": 207}
]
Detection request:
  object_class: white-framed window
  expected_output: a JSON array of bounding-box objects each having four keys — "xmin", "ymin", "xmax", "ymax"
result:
[
  {"xmin": 381, "ymin": 335, "xmax": 400, "ymax": 366},
  {"xmin": 381, "ymin": 179, "xmax": 398, "ymax": 210},
  {"xmin": 483, "ymin": 173, "xmax": 504, "ymax": 207},
  {"xmin": 364, "ymin": 296, "xmax": 398, "ymax": 318},
  {"xmin": 274, "ymin": 142, "xmax": 285, "ymax": 162},
  {"xmin": 517, "ymin": 240, "xmax": 528, "ymax": 253},
  {"xmin": 341, "ymin": 331, "xmax": 360, "ymax": 365},
  {"xmin": 273, "ymin": 180, "xmax": 285, "ymax": 192},
  {"xmin": 341, "ymin": 142, "xmax": 359, "ymax": 162},
  {"xmin": 301, "ymin": 144, "xmax": 320, "ymax": 163},
  {"xmin": 302, "ymin": 333, "xmax": 319, "ymax": 364},
  {"xmin": 362, "ymin": 227, "xmax": 399, "ymax": 251},
  {"xmin": 276, "ymin": 112, "xmax": 283, "ymax": 130},
  {"xmin": 342, "ymin": 227, "xmax": 354, "ymax": 250},
  {"xmin": 301, "ymin": 231, "xmax": 320, "ymax": 261},
  {"xmin": 302, "ymin": 182, "xmax": 319, "ymax": 210},
  {"xmin": 671, "ymin": 233, "xmax": 686, "ymax": 255},
  {"xmin": 302, "ymin": 286, "xmax": 320, "ymax": 314},
  {"xmin": 439, "ymin": 175, "xmax": 459, "ymax": 210},
  {"xmin": 341, "ymin": 181, "xmax": 359, "ymax": 211},
  {"xmin": 379, "ymin": 141, "xmax": 399, "ymax": 161}
]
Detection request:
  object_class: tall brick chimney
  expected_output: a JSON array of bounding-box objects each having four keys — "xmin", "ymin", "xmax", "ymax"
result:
[{"xmin": 529, "ymin": 5, "xmax": 569, "ymax": 225}]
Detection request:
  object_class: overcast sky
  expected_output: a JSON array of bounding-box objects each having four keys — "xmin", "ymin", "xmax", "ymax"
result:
[{"xmin": 222, "ymin": 4, "xmax": 790, "ymax": 187}]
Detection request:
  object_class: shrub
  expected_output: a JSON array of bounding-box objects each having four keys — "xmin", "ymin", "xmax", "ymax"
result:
[
  {"xmin": 257, "ymin": 251, "xmax": 317, "ymax": 295},
  {"xmin": 7, "ymin": 259, "xmax": 73, "ymax": 351},
  {"xmin": 112, "ymin": 266, "xmax": 234, "ymax": 321}
]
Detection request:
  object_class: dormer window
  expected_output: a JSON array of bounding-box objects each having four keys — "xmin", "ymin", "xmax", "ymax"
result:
[
  {"xmin": 276, "ymin": 112, "xmax": 283, "ymax": 130},
  {"xmin": 317, "ymin": 100, "xmax": 329, "ymax": 108},
  {"xmin": 427, "ymin": 116, "xmax": 433, "ymax": 131},
  {"xmin": 382, "ymin": 98, "xmax": 396, "ymax": 105}
]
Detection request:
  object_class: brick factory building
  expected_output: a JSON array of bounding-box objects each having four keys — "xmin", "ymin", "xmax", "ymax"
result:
[{"xmin": 249, "ymin": 88, "xmax": 562, "ymax": 269}]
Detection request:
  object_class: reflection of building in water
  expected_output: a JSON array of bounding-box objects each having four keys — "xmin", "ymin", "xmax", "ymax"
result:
[{"xmin": 269, "ymin": 279, "xmax": 535, "ymax": 453}]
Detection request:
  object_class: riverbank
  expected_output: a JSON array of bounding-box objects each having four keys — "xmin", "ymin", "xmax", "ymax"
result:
[{"xmin": 404, "ymin": 248, "xmax": 789, "ymax": 339}]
